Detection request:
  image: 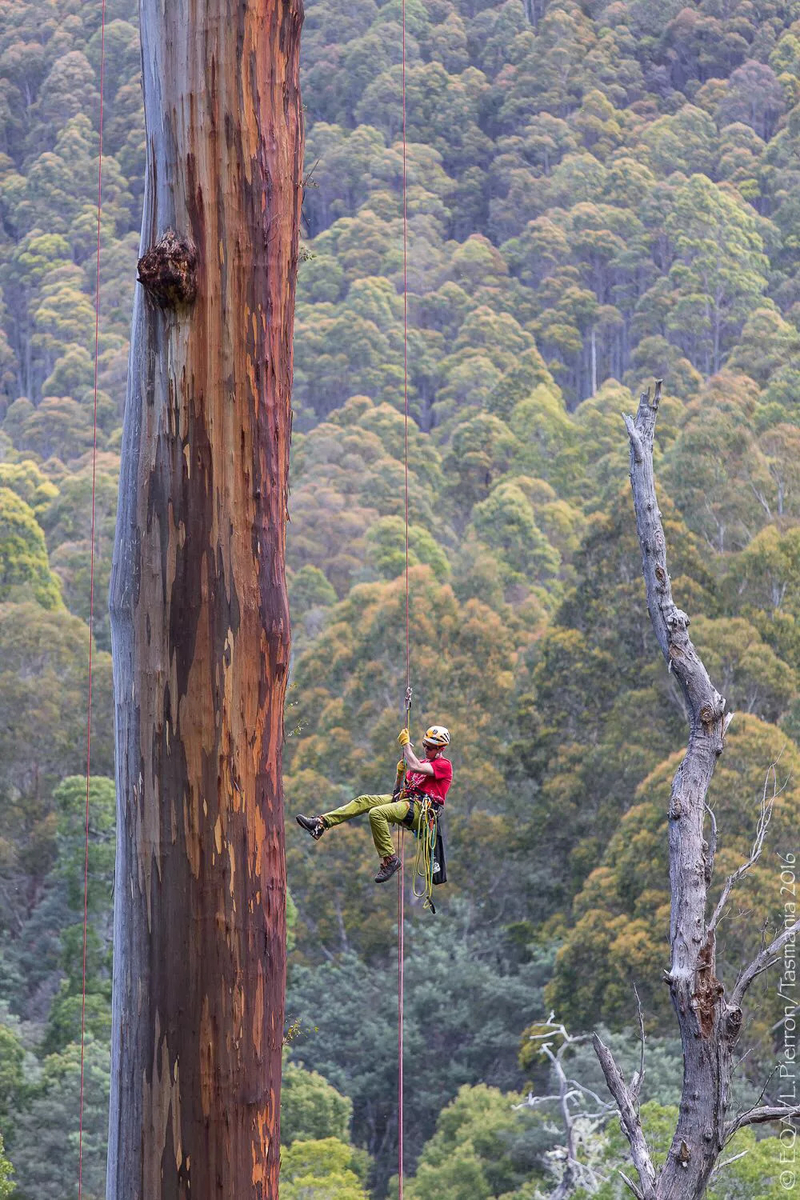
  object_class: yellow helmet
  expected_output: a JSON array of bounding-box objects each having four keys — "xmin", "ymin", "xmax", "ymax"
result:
[{"xmin": 423, "ymin": 725, "xmax": 450, "ymax": 747}]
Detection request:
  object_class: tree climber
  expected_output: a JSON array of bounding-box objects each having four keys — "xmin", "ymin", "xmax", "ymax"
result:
[{"xmin": 296, "ymin": 726, "xmax": 453, "ymax": 882}]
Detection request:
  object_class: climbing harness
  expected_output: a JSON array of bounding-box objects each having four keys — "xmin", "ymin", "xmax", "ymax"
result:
[{"xmin": 79, "ymin": 4, "xmax": 106, "ymax": 1198}]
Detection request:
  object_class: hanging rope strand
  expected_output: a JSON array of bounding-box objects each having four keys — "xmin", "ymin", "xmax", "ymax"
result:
[
  {"xmin": 78, "ymin": 3, "xmax": 106, "ymax": 1195},
  {"xmin": 397, "ymin": 827, "xmax": 405, "ymax": 1199},
  {"xmin": 398, "ymin": 0, "xmax": 410, "ymax": 1190},
  {"xmin": 401, "ymin": 0, "xmax": 410, "ymax": 694}
]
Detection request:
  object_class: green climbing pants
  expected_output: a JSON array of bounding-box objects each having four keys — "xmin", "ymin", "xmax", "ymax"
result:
[{"xmin": 321, "ymin": 793, "xmax": 422, "ymax": 859}]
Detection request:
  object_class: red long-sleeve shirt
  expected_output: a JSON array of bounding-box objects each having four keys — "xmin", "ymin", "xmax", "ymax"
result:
[{"xmin": 405, "ymin": 756, "xmax": 452, "ymax": 805}]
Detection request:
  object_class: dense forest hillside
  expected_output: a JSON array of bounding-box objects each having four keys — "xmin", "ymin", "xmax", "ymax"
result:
[{"xmin": 0, "ymin": 0, "xmax": 798, "ymax": 1195}]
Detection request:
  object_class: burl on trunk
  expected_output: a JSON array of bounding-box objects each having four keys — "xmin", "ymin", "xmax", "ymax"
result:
[{"xmin": 107, "ymin": 1, "xmax": 303, "ymax": 1196}]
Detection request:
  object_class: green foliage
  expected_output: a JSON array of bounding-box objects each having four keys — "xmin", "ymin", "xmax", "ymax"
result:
[
  {"xmin": 290, "ymin": 564, "xmax": 338, "ymax": 617},
  {"xmin": 0, "ymin": 487, "xmax": 61, "ymax": 608},
  {"xmin": 0, "ymin": 1022, "xmax": 26, "ymax": 1131},
  {"xmin": 35, "ymin": 777, "xmax": 115, "ymax": 1054},
  {"xmin": 365, "ymin": 515, "xmax": 450, "ymax": 581},
  {"xmin": 4, "ymin": 1037, "xmax": 109, "ymax": 1200},
  {"xmin": 286, "ymin": 916, "xmax": 552, "ymax": 1183},
  {"xmin": 577, "ymin": 1102, "xmax": 791, "ymax": 1199},
  {"xmin": 0, "ymin": 1134, "xmax": 12, "ymax": 1200},
  {"xmin": 401, "ymin": 1084, "xmax": 551, "ymax": 1199},
  {"xmin": 53, "ymin": 776, "xmax": 116, "ymax": 915},
  {"xmin": 471, "ymin": 481, "xmax": 560, "ymax": 586},
  {"xmin": 706, "ymin": 1126, "xmax": 796, "ymax": 1199},
  {"xmin": 4, "ymin": 0, "xmax": 800, "ymax": 1194},
  {"xmin": 547, "ymin": 717, "xmax": 800, "ymax": 1037},
  {"xmin": 282, "ymin": 1059, "xmax": 353, "ymax": 1146},
  {"xmin": 280, "ymin": 1137, "xmax": 371, "ymax": 1199},
  {"xmin": 41, "ymin": 460, "xmax": 118, "ymax": 650},
  {"xmin": 0, "ymin": 604, "xmax": 113, "ymax": 939},
  {"xmin": 0, "ymin": 461, "xmax": 58, "ymax": 517}
]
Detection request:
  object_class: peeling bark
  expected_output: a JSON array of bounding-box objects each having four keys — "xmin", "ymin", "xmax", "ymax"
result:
[
  {"xmin": 594, "ymin": 382, "xmax": 800, "ymax": 1198},
  {"xmin": 107, "ymin": 2, "xmax": 303, "ymax": 1197}
]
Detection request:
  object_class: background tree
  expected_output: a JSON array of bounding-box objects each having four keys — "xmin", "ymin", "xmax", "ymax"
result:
[
  {"xmin": 106, "ymin": 1, "xmax": 303, "ymax": 1196},
  {"xmin": 593, "ymin": 382, "xmax": 800, "ymax": 1198}
]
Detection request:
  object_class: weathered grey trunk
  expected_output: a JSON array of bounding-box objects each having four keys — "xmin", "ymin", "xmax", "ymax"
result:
[
  {"xmin": 107, "ymin": 1, "xmax": 303, "ymax": 1196},
  {"xmin": 594, "ymin": 383, "xmax": 800, "ymax": 1200}
]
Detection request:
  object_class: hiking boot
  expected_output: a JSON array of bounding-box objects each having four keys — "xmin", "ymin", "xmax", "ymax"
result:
[
  {"xmin": 375, "ymin": 854, "xmax": 401, "ymax": 883},
  {"xmin": 296, "ymin": 814, "xmax": 325, "ymax": 841}
]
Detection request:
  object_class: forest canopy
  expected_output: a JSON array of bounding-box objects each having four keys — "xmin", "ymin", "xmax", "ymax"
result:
[{"xmin": 0, "ymin": 0, "xmax": 798, "ymax": 1195}]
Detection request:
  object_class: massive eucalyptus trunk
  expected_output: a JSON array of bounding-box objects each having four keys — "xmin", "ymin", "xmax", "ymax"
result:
[{"xmin": 107, "ymin": 2, "xmax": 303, "ymax": 1196}]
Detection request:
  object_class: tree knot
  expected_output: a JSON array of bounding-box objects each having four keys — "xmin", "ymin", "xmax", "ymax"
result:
[
  {"xmin": 699, "ymin": 704, "xmax": 718, "ymax": 734},
  {"xmin": 669, "ymin": 607, "xmax": 690, "ymax": 630},
  {"xmin": 138, "ymin": 230, "xmax": 198, "ymax": 308},
  {"xmin": 725, "ymin": 1006, "xmax": 743, "ymax": 1042}
]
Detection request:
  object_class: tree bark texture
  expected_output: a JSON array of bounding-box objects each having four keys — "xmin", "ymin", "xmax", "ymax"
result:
[{"xmin": 107, "ymin": 2, "xmax": 303, "ymax": 1196}]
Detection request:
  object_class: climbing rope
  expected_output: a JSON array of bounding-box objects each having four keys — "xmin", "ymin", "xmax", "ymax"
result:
[
  {"xmin": 401, "ymin": 0, "xmax": 410, "ymax": 687},
  {"xmin": 411, "ymin": 798, "xmax": 438, "ymax": 912},
  {"xmin": 397, "ymin": 821, "xmax": 405, "ymax": 1200},
  {"xmin": 398, "ymin": 0, "xmax": 410, "ymax": 1187},
  {"xmin": 78, "ymin": 2, "xmax": 106, "ymax": 1195}
]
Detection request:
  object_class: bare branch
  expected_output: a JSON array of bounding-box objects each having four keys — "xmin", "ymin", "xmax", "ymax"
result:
[
  {"xmin": 731, "ymin": 917, "xmax": 800, "ymax": 1008},
  {"xmin": 704, "ymin": 802, "xmax": 717, "ymax": 887},
  {"xmin": 731, "ymin": 1047, "xmax": 753, "ymax": 1076},
  {"xmin": 726, "ymin": 1105, "xmax": 800, "ymax": 1139},
  {"xmin": 709, "ymin": 1149, "xmax": 750, "ymax": 1179},
  {"xmin": 519, "ymin": 1015, "xmax": 617, "ymax": 1198},
  {"xmin": 624, "ymin": 413, "xmax": 644, "ymax": 464},
  {"xmin": 619, "ymin": 1169, "xmax": 645, "ymax": 1199},
  {"xmin": 726, "ymin": 1064, "xmax": 781, "ymax": 1140},
  {"xmin": 593, "ymin": 1033, "xmax": 657, "ymax": 1200},
  {"xmin": 708, "ymin": 759, "xmax": 782, "ymax": 937},
  {"xmin": 631, "ymin": 984, "xmax": 646, "ymax": 1110},
  {"xmin": 566, "ymin": 1078, "xmax": 615, "ymax": 1112}
]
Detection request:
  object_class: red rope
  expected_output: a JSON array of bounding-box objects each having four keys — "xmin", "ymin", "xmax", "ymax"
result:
[
  {"xmin": 397, "ymin": 830, "xmax": 405, "ymax": 1199},
  {"xmin": 398, "ymin": 0, "xmax": 409, "ymax": 1191},
  {"xmin": 78, "ymin": 2, "xmax": 106, "ymax": 1193},
  {"xmin": 401, "ymin": 0, "xmax": 410, "ymax": 695}
]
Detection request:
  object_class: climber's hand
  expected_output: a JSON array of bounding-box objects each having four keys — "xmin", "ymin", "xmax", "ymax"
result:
[{"xmin": 398, "ymin": 728, "xmax": 411, "ymax": 747}]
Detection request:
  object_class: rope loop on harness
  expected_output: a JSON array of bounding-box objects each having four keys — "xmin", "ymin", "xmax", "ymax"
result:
[{"xmin": 411, "ymin": 796, "xmax": 439, "ymax": 913}]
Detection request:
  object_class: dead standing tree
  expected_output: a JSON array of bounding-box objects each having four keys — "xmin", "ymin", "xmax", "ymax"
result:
[
  {"xmin": 516, "ymin": 1013, "xmax": 616, "ymax": 1197},
  {"xmin": 107, "ymin": 1, "xmax": 303, "ymax": 1197},
  {"xmin": 593, "ymin": 382, "xmax": 800, "ymax": 1199}
]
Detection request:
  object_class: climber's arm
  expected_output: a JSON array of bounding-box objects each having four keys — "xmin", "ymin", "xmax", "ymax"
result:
[{"xmin": 401, "ymin": 742, "xmax": 434, "ymax": 775}]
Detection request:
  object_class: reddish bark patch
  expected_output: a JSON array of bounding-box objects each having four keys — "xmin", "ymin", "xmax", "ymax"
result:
[{"xmin": 138, "ymin": 230, "xmax": 198, "ymax": 308}]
